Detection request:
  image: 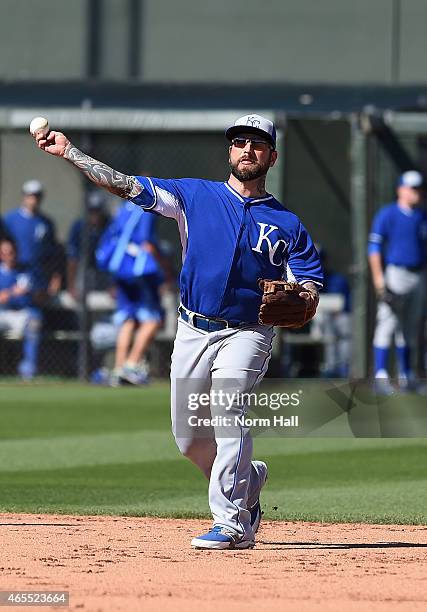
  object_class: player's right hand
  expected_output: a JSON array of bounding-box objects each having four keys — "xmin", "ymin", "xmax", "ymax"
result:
[{"xmin": 34, "ymin": 130, "xmax": 70, "ymax": 158}]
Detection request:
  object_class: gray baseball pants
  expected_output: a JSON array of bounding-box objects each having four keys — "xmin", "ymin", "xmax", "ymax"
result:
[
  {"xmin": 170, "ymin": 317, "xmax": 274, "ymax": 539},
  {"xmin": 373, "ymin": 265, "xmax": 426, "ymax": 353}
]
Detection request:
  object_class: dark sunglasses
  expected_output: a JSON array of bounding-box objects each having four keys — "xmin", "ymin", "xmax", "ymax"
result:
[{"xmin": 231, "ymin": 137, "xmax": 272, "ymax": 151}]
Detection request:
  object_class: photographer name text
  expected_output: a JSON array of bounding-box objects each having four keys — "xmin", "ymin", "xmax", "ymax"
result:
[{"xmin": 188, "ymin": 415, "xmax": 299, "ymax": 428}]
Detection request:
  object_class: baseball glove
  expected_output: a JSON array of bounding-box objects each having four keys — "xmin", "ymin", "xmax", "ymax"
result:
[
  {"xmin": 376, "ymin": 287, "xmax": 405, "ymax": 313},
  {"xmin": 258, "ymin": 279, "xmax": 319, "ymax": 328}
]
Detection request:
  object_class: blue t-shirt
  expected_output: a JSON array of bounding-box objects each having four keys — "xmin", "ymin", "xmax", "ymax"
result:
[
  {"xmin": 3, "ymin": 208, "xmax": 56, "ymax": 269},
  {"xmin": 106, "ymin": 201, "xmax": 159, "ymax": 244},
  {"xmin": 368, "ymin": 202, "xmax": 427, "ymax": 268},
  {"xmin": 99, "ymin": 201, "xmax": 159, "ymax": 253},
  {"xmin": 0, "ymin": 263, "xmax": 33, "ymax": 309},
  {"xmin": 98, "ymin": 201, "xmax": 163, "ymax": 279},
  {"xmin": 131, "ymin": 177, "xmax": 323, "ymax": 324}
]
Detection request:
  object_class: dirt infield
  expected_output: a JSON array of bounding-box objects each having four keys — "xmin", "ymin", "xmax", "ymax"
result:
[{"xmin": 0, "ymin": 514, "xmax": 425, "ymax": 612}]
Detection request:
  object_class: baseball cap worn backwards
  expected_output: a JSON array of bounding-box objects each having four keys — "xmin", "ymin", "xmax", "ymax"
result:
[
  {"xmin": 22, "ymin": 179, "xmax": 43, "ymax": 195},
  {"xmin": 398, "ymin": 170, "xmax": 423, "ymax": 188},
  {"xmin": 226, "ymin": 114, "xmax": 277, "ymax": 148}
]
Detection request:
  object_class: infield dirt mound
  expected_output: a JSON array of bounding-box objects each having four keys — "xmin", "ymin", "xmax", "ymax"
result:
[{"xmin": 0, "ymin": 514, "xmax": 425, "ymax": 611}]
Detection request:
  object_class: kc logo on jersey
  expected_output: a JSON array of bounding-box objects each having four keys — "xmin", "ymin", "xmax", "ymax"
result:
[{"xmin": 252, "ymin": 223, "xmax": 288, "ymax": 266}]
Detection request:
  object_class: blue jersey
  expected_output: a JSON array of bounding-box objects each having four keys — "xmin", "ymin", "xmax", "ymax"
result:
[
  {"xmin": 3, "ymin": 208, "xmax": 56, "ymax": 268},
  {"xmin": 0, "ymin": 264, "xmax": 33, "ymax": 309},
  {"xmin": 99, "ymin": 201, "xmax": 163, "ymax": 280},
  {"xmin": 131, "ymin": 177, "xmax": 323, "ymax": 324},
  {"xmin": 106, "ymin": 201, "xmax": 159, "ymax": 245},
  {"xmin": 368, "ymin": 202, "xmax": 427, "ymax": 268}
]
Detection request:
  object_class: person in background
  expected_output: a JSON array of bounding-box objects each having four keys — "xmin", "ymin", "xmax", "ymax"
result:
[
  {"xmin": 3, "ymin": 180, "xmax": 60, "ymax": 298},
  {"xmin": 0, "ymin": 238, "xmax": 42, "ymax": 379},
  {"xmin": 98, "ymin": 201, "xmax": 166, "ymax": 386},
  {"xmin": 317, "ymin": 247, "xmax": 351, "ymax": 378},
  {"xmin": 368, "ymin": 170, "xmax": 427, "ymax": 395},
  {"xmin": 66, "ymin": 190, "xmax": 112, "ymax": 300}
]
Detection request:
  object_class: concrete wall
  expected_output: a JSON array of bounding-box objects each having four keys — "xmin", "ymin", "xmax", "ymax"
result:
[
  {"xmin": 143, "ymin": 0, "xmax": 393, "ymax": 84},
  {"xmin": 0, "ymin": 0, "xmax": 87, "ymax": 80},
  {"xmin": 1, "ymin": 0, "xmax": 427, "ymax": 85}
]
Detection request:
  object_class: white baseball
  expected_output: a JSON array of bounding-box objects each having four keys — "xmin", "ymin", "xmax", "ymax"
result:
[{"xmin": 29, "ymin": 116, "xmax": 49, "ymax": 137}]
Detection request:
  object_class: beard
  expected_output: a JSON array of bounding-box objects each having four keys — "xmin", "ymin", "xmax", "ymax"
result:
[{"xmin": 229, "ymin": 154, "xmax": 271, "ymax": 182}]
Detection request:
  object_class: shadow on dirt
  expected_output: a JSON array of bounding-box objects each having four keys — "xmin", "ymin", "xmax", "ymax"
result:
[{"xmin": 259, "ymin": 541, "xmax": 427, "ymax": 549}]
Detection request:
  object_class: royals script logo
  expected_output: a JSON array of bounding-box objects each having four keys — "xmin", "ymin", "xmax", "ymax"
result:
[
  {"xmin": 252, "ymin": 223, "xmax": 288, "ymax": 266},
  {"xmin": 246, "ymin": 116, "xmax": 261, "ymax": 129}
]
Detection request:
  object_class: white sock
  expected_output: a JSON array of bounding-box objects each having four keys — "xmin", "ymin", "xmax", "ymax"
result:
[{"xmin": 375, "ymin": 369, "xmax": 389, "ymax": 379}]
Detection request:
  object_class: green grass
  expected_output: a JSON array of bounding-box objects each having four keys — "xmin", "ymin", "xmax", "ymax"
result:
[{"xmin": 0, "ymin": 382, "xmax": 425, "ymax": 524}]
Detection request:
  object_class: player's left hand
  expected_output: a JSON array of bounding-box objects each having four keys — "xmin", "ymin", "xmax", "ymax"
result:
[
  {"xmin": 258, "ymin": 279, "xmax": 319, "ymax": 328},
  {"xmin": 376, "ymin": 286, "xmax": 404, "ymax": 311}
]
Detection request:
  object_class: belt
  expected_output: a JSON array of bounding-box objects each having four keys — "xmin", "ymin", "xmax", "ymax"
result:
[
  {"xmin": 389, "ymin": 264, "xmax": 423, "ymax": 273},
  {"xmin": 178, "ymin": 306, "xmax": 247, "ymax": 332}
]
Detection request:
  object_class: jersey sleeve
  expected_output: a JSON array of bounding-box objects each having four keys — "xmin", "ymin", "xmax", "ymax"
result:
[
  {"xmin": 131, "ymin": 177, "xmax": 184, "ymax": 221},
  {"xmin": 286, "ymin": 222, "xmax": 323, "ymax": 287},
  {"xmin": 368, "ymin": 208, "xmax": 388, "ymax": 255}
]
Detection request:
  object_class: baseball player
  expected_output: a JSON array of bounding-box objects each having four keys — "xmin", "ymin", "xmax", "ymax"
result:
[
  {"xmin": 33, "ymin": 114, "xmax": 323, "ymax": 549},
  {"xmin": 368, "ymin": 170, "xmax": 427, "ymax": 394},
  {"xmin": 0, "ymin": 238, "xmax": 42, "ymax": 379},
  {"xmin": 3, "ymin": 180, "xmax": 58, "ymax": 292},
  {"xmin": 66, "ymin": 190, "xmax": 111, "ymax": 299},
  {"xmin": 98, "ymin": 201, "xmax": 164, "ymax": 386}
]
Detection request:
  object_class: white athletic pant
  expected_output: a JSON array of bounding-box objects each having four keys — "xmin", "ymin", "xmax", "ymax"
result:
[
  {"xmin": 0, "ymin": 310, "xmax": 32, "ymax": 336},
  {"xmin": 170, "ymin": 317, "xmax": 274, "ymax": 538},
  {"xmin": 373, "ymin": 265, "xmax": 426, "ymax": 353}
]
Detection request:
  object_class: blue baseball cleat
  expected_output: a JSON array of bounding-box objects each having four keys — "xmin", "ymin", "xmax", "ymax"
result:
[
  {"xmin": 120, "ymin": 364, "xmax": 149, "ymax": 386},
  {"xmin": 191, "ymin": 526, "xmax": 255, "ymax": 550}
]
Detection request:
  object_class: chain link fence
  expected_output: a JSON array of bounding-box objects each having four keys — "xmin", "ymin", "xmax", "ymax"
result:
[{"xmin": 4, "ymin": 109, "xmax": 423, "ymax": 382}]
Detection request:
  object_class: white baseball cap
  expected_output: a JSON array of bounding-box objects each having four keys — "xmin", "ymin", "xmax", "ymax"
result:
[
  {"xmin": 225, "ymin": 114, "xmax": 277, "ymax": 148},
  {"xmin": 22, "ymin": 179, "xmax": 43, "ymax": 195},
  {"xmin": 398, "ymin": 170, "xmax": 423, "ymax": 188}
]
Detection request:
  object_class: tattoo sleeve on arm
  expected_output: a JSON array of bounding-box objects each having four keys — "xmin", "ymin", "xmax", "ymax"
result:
[{"xmin": 64, "ymin": 144, "xmax": 143, "ymax": 199}]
